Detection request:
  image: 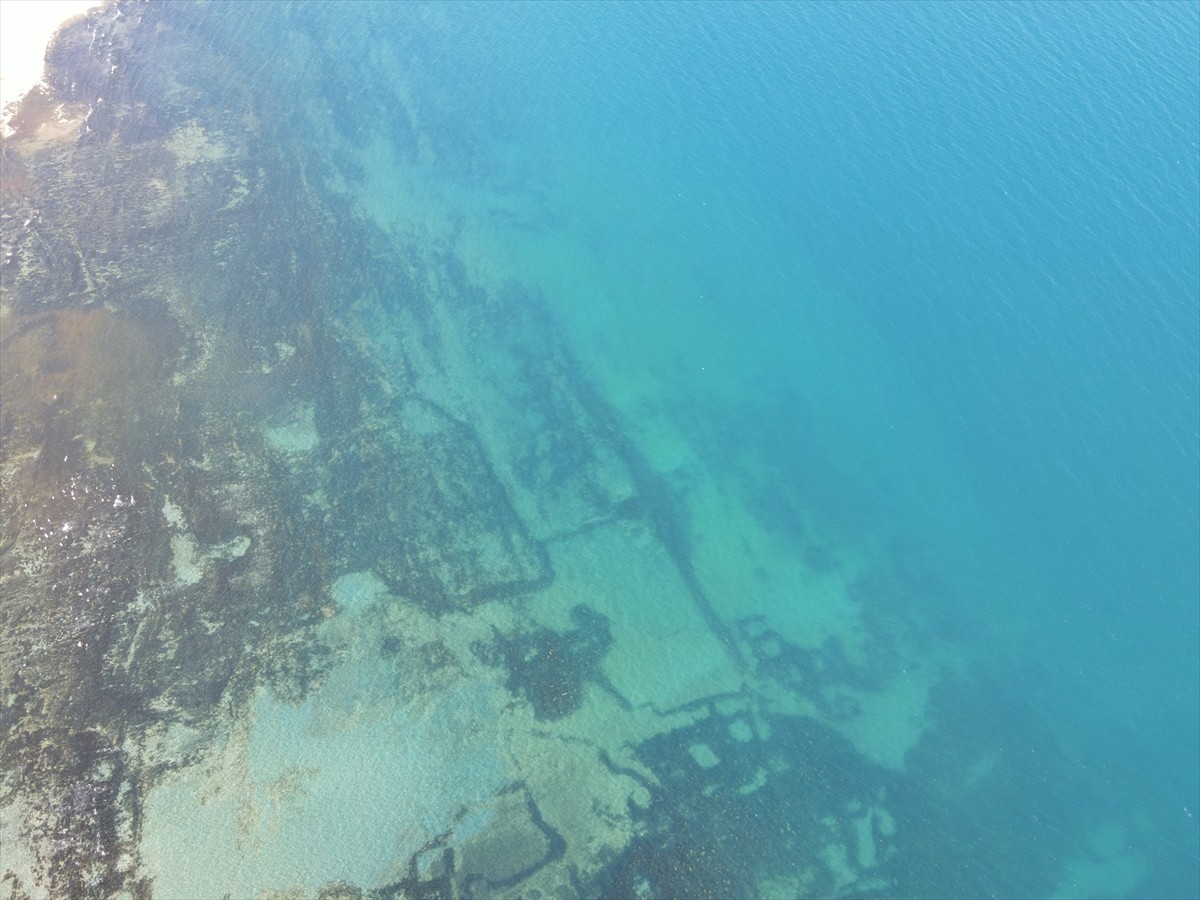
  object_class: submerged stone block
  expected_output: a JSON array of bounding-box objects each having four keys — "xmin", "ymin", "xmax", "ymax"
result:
[{"xmin": 354, "ymin": 398, "xmax": 550, "ymax": 611}]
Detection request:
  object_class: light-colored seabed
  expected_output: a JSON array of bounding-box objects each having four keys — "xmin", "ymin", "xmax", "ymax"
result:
[{"xmin": 124, "ymin": 110, "xmax": 962, "ymax": 892}]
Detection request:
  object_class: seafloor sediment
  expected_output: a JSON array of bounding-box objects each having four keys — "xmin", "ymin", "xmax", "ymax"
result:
[{"xmin": 1, "ymin": 4, "xmax": 1093, "ymax": 899}]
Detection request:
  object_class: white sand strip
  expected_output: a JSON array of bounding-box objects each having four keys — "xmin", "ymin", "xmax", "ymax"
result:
[{"xmin": 0, "ymin": 0, "xmax": 105, "ymax": 134}]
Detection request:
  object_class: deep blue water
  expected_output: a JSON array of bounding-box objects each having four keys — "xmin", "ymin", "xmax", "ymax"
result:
[
  {"xmin": 409, "ymin": 0, "xmax": 1200, "ymax": 824},
  {"xmin": 245, "ymin": 0, "xmax": 1200, "ymax": 893},
  {"xmin": 8, "ymin": 0, "xmax": 1196, "ymax": 896},
  {"xmin": 384, "ymin": 1, "xmax": 1200, "ymax": 891}
]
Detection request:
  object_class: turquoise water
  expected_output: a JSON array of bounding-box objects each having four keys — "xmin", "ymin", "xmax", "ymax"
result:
[{"xmin": 2, "ymin": 1, "xmax": 1197, "ymax": 897}]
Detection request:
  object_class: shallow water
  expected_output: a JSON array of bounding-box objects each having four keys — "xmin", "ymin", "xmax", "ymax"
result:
[{"xmin": 1, "ymin": 2, "xmax": 1196, "ymax": 898}]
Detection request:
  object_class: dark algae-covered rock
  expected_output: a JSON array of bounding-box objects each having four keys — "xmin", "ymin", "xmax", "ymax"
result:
[{"xmin": 475, "ymin": 604, "xmax": 616, "ymax": 720}]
